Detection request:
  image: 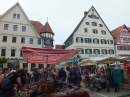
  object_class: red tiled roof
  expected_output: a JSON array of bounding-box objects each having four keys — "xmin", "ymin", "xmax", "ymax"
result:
[
  {"xmin": 43, "ymin": 22, "xmax": 54, "ymax": 35},
  {"xmin": 111, "ymin": 24, "xmax": 125, "ymax": 44},
  {"xmin": 30, "ymin": 20, "xmax": 44, "ymax": 35}
]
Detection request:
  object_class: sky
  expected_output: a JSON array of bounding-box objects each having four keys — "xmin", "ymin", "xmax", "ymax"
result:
[{"xmin": 0, "ymin": 0, "xmax": 129, "ymax": 46}]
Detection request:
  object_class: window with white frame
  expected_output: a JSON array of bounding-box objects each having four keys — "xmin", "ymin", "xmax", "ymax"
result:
[
  {"xmin": 109, "ymin": 49, "xmax": 114, "ymax": 54},
  {"xmin": 13, "ymin": 13, "xmax": 16, "ymax": 18},
  {"xmin": 85, "ymin": 38, "xmax": 91, "ymax": 43},
  {"xmin": 17, "ymin": 14, "xmax": 20, "ymax": 19},
  {"xmin": 1, "ymin": 49, "xmax": 6, "ymax": 56},
  {"xmin": 123, "ymin": 32, "xmax": 128, "ymax": 36},
  {"xmin": 99, "ymin": 24, "xmax": 103, "ymax": 27},
  {"xmin": 122, "ymin": 46, "xmax": 125, "ymax": 50},
  {"xmin": 94, "ymin": 49, "xmax": 100, "ymax": 54},
  {"xmin": 101, "ymin": 39, "xmax": 107, "ymax": 44},
  {"xmin": 37, "ymin": 38, "xmax": 41, "ymax": 44},
  {"xmin": 13, "ymin": 25, "xmax": 17, "ymax": 31},
  {"xmin": 101, "ymin": 30, "xmax": 106, "ymax": 35},
  {"xmin": 76, "ymin": 37, "xmax": 83, "ymax": 43},
  {"xmin": 84, "ymin": 28, "xmax": 88, "ymax": 32},
  {"xmin": 117, "ymin": 46, "xmax": 120, "ymax": 50},
  {"xmin": 102, "ymin": 49, "xmax": 107, "ymax": 54},
  {"xmin": 92, "ymin": 22, "xmax": 97, "ymax": 26},
  {"xmin": 123, "ymin": 39, "xmax": 126, "ymax": 43},
  {"xmin": 126, "ymin": 47, "xmax": 129, "ymax": 50},
  {"xmin": 108, "ymin": 40, "xmax": 113, "ymax": 44},
  {"xmin": 93, "ymin": 38, "xmax": 99, "ymax": 44},
  {"xmin": 21, "ymin": 37, "xmax": 25, "ymax": 43},
  {"xmin": 93, "ymin": 29, "xmax": 98, "ymax": 34},
  {"xmin": 11, "ymin": 49, "xmax": 15, "ymax": 57},
  {"xmin": 77, "ymin": 48, "xmax": 84, "ymax": 54},
  {"xmin": 4, "ymin": 24, "xmax": 9, "ymax": 30},
  {"xmin": 22, "ymin": 26, "xmax": 26, "ymax": 32},
  {"xmin": 29, "ymin": 38, "xmax": 33, "ymax": 44},
  {"xmin": 86, "ymin": 22, "xmax": 89, "ymax": 25},
  {"xmin": 128, "ymin": 39, "xmax": 130, "ymax": 43},
  {"xmin": 85, "ymin": 49, "xmax": 92, "ymax": 54}
]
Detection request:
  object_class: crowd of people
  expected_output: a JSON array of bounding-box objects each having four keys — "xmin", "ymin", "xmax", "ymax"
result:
[
  {"xmin": 81, "ymin": 63, "xmax": 128, "ymax": 92},
  {"xmin": 0, "ymin": 65, "xmax": 82, "ymax": 97},
  {"xmin": 0, "ymin": 61, "xmax": 130, "ymax": 97}
]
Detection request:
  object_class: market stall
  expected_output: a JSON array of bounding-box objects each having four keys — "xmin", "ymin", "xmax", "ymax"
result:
[{"xmin": 21, "ymin": 46, "xmax": 90, "ymax": 97}]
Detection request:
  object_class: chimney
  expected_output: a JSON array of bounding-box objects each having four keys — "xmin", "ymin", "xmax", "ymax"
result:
[{"xmin": 84, "ymin": 11, "xmax": 87, "ymax": 15}]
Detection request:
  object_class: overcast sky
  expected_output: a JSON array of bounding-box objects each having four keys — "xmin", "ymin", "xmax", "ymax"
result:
[{"xmin": 0, "ymin": 0, "xmax": 129, "ymax": 46}]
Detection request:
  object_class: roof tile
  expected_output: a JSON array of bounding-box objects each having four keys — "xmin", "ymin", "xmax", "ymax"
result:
[
  {"xmin": 30, "ymin": 20, "xmax": 44, "ymax": 35},
  {"xmin": 42, "ymin": 22, "xmax": 54, "ymax": 35},
  {"xmin": 111, "ymin": 25, "xmax": 125, "ymax": 44}
]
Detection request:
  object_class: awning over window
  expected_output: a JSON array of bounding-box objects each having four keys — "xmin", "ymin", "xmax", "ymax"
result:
[{"xmin": 22, "ymin": 46, "xmax": 79, "ymax": 64}]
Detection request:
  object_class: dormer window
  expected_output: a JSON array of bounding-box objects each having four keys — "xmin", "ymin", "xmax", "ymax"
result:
[
  {"xmin": 92, "ymin": 22, "xmax": 97, "ymax": 26},
  {"xmin": 13, "ymin": 14, "xmax": 16, "ymax": 18},
  {"xmin": 13, "ymin": 14, "xmax": 20, "ymax": 19},
  {"xmin": 17, "ymin": 14, "xmax": 20, "ymax": 19},
  {"xmin": 99, "ymin": 24, "xmax": 103, "ymax": 27}
]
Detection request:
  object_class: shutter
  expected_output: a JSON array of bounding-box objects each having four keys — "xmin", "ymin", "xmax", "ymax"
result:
[
  {"xmin": 112, "ymin": 50, "xmax": 114, "ymax": 54},
  {"xmin": 94, "ymin": 49, "xmax": 95, "ymax": 54},
  {"xmin": 85, "ymin": 49, "xmax": 87, "ymax": 54},
  {"xmin": 97, "ymin": 39, "xmax": 99, "ymax": 44},
  {"xmin": 81, "ymin": 38, "xmax": 83, "ymax": 43},
  {"xmin": 107, "ymin": 40, "xmax": 109, "ymax": 44},
  {"xmin": 109, "ymin": 50, "xmax": 110, "ymax": 54},
  {"xmin": 98, "ymin": 49, "xmax": 100, "ymax": 54},
  {"xmin": 105, "ymin": 40, "xmax": 107, "ymax": 44},
  {"xmin": 101, "ymin": 40, "xmax": 102, "ymax": 44},
  {"xmin": 106, "ymin": 50, "xmax": 108, "ymax": 54},
  {"xmin": 90, "ymin": 49, "xmax": 92, "ymax": 54},
  {"xmin": 120, "ymin": 46, "xmax": 122, "ymax": 50},
  {"xmin": 90, "ymin": 38, "xmax": 92, "ymax": 43},
  {"xmin": 96, "ymin": 30, "xmax": 98, "ymax": 33},
  {"xmin": 102, "ymin": 49, "xmax": 103, "ymax": 54},
  {"xmin": 76, "ymin": 37, "xmax": 78, "ymax": 42},
  {"xmin": 111, "ymin": 40, "xmax": 113, "ymax": 44},
  {"xmin": 86, "ymin": 28, "xmax": 88, "ymax": 32},
  {"xmin": 82, "ymin": 49, "xmax": 84, "ymax": 54},
  {"xmin": 124, "ymin": 47, "xmax": 126, "ymax": 50},
  {"xmin": 93, "ymin": 39, "xmax": 95, "ymax": 43},
  {"xmin": 84, "ymin": 38, "xmax": 86, "ymax": 43}
]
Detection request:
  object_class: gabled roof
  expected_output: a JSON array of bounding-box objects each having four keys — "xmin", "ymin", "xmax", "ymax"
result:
[
  {"xmin": 64, "ymin": 6, "xmax": 112, "ymax": 44},
  {"xmin": 0, "ymin": 2, "xmax": 39, "ymax": 37},
  {"xmin": 111, "ymin": 25, "xmax": 125, "ymax": 44},
  {"xmin": 111, "ymin": 24, "xmax": 130, "ymax": 44},
  {"xmin": 42, "ymin": 22, "xmax": 54, "ymax": 35},
  {"xmin": 30, "ymin": 20, "xmax": 44, "ymax": 35}
]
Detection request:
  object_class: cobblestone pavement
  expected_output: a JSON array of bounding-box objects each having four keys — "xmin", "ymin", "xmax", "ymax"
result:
[{"xmin": 84, "ymin": 88, "xmax": 130, "ymax": 97}]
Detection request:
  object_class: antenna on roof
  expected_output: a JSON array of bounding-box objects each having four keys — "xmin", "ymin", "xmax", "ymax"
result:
[
  {"xmin": 46, "ymin": 17, "xmax": 48, "ymax": 22},
  {"xmin": 61, "ymin": 38, "xmax": 62, "ymax": 44}
]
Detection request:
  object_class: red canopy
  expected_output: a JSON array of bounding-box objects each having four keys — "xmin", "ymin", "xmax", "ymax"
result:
[{"xmin": 22, "ymin": 46, "xmax": 79, "ymax": 64}]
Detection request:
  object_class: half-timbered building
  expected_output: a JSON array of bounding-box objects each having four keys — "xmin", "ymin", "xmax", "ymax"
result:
[{"xmin": 111, "ymin": 24, "xmax": 130, "ymax": 57}]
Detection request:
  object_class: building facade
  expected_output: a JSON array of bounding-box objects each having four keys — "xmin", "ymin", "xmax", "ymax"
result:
[
  {"xmin": 0, "ymin": 2, "xmax": 54, "ymax": 70},
  {"xmin": 64, "ymin": 6, "xmax": 115, "ymax": 60},
  {"xmin": 111, "ymin": 24, "xmax": 130, "ymax": 57}
]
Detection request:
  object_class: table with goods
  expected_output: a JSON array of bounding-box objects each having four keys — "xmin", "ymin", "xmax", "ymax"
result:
[{"xmin": 17, "ymin": 78, "xmax": 90, "ymax": 97}]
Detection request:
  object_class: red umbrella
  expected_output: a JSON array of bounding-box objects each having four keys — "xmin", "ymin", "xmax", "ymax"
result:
[{"xmin": 22, "ymin": 46, "xmax": 79, "ymax": 64}]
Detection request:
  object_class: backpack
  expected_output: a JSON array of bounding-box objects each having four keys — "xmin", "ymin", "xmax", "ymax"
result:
[{"xmin": 1, "ymin": 72, "xmax": 17, "ymax": 90}]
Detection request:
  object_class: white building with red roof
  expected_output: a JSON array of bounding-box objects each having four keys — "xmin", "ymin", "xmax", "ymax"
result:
[
  {"xmin": 64, "ymin": 6, "xmax": 115, "ymax": 61},
  {"xmin": 111, "ymin": 24, "xmax": 130, "ymax": 57},
  {"xmin": 0, "ymin": 2, "xmax": 54, "ymax": 69}
]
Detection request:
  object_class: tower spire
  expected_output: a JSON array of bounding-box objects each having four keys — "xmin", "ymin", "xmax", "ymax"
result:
[{"xmin": 47, "ymin": 17, "xmax": 48, "ymax": 22}]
